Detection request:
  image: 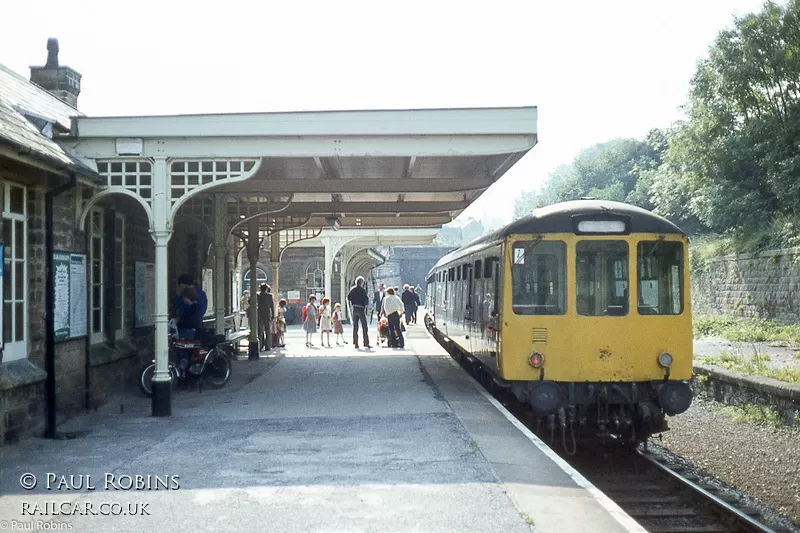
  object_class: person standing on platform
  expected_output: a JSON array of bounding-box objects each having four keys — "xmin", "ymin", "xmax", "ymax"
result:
[
  {"xmin": 276, "ymin": 299, "xmax": 287, "ymax": 348},
  {"xmin": 401, "ymin": 284, "xmax": 415, "ymax": 325},
  {"xmin": 257, "ymin": 284, "xmax": 274, "ymax": 351},
  {"xmin": 332, "ymin": 302, "xmax": 346, "ymax": 345},
  {"xmin": 240, "ymin": 289, "xmax": 250, "ymax": 330},
  {"xmin": 381, "ymin": 287, "xmax": 405, "ymax": 348},
  {"xmin": 303, "ymin": 295, "xmax": 318, "ymax": 347},
  {"xmin": 347, "ymin": 276, "xmax": 371, "ymax": 349},
  {"xmin": 373, "ymin": 282, "xmax": 384, "ymax": 322},
  {"xmin": 410, "ymin": 286, "xmax": 421, "ymax": 324}
]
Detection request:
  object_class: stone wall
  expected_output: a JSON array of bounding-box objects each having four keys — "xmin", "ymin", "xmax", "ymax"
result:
[
  {"xmin": 0, "ymin": 182, "xmax": 160, "ymax": 445},
  {"xmin": 691, "ymin": 247, "xmax": 800, "ymax": 322},
  {"xmin": 694, "ymin": 364, "xmax": 800, "ymax": 427}
]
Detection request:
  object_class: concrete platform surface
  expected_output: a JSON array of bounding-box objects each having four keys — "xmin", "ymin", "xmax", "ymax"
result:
[{"xmin": 0, "ymin": 323, "xmax": 643, "ymax": 533}]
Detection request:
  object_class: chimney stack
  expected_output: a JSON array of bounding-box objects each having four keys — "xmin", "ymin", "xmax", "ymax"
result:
[{"xmin": 30, "ymin": 38, "xmax": 81, "ymax": 109}]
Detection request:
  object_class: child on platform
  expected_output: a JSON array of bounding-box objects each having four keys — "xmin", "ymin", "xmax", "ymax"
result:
[
  {"xmin": 303, "ymin": 295, "xmax": 317, "ymax": 347},
  {"xmin": 319, "ymin": 297, "xmax": 332, "ymax": 347},
  {"xmin": 332, "ymin": 302, "xmax": 346, "ymax": 345}
]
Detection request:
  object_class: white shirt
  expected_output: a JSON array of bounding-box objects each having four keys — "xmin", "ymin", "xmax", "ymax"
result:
[{"xmin": 381, "ymin": 294, "xmax": 404, "ymax": 316}]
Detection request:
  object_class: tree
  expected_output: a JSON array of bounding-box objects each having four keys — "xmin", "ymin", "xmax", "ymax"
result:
[
  {"xmin": 650, "ymin": 0, "xmax": 800, "ymax": 234},
  {"xmin": 512, "ymin": 137, "xmax": 663, "ymax": 218}
]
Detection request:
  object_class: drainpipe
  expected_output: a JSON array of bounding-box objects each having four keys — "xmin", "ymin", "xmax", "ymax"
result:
[{"xmin": 45, "ymin": 171, "xmax": 78, "ymax": 439}]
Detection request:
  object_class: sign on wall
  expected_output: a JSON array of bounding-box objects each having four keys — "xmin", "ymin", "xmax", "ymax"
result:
[
  {"xmin": 53, "ymin": 251, "xmax": 88, "ymax": 342},
  {"xmin": 134, "ymin": 261, "xmax": 155, "ymax": 327},
  {"xmin": 287, "ymin": 290, "xmax": 301, "ymax": 304}
]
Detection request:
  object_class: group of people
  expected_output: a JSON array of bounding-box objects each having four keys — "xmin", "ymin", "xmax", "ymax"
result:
[
  {"xmin": 239, "ymin": 284, "xmax": 287, "ymax": 351},
  {"xmin": 174, "ymin": 273, "xmax": 424, "ymax": 355},
  {"xmin": 300, "ymin": 276, "xmax": 422, "ymax": 350},
  {"xmin": 301, "ymin": 296, "xmax": 347, "ymax": 347}
]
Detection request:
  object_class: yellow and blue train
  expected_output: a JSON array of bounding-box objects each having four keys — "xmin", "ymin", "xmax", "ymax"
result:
[{"xmin": 425, "ymin": 200, "xmax": 693, "ymax": 448}]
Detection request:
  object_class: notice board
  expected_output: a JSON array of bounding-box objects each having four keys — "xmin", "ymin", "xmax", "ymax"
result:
[
  {"xmin": 134, "ymin": 261, "xmax": 155, "ymax": 327},
  {"xmin": 53, "ymin": 252, "xmax": 88, "ymax": 342}
]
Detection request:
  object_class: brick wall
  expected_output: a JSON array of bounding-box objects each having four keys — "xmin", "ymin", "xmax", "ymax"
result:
[{"xmin": 691, "ymin": 247, "xmax": 800, "ymax": 322}]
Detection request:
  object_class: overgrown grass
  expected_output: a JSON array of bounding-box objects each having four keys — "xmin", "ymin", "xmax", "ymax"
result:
[
  {"xmin": 699, "ymin": 352, "xmax": 800, "ymax": 384},
  {"xmin": 693, "ymin": 315, "xmax": 800, "ymax": 346},
  {"xmin": 717, "ymin": 403, "xmax": 784, "ymax": 428}
]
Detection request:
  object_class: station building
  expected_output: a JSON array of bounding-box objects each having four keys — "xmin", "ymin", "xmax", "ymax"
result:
[{"xmin": 0, "ymin": 40, "xmax": 537, "ymax": 444}]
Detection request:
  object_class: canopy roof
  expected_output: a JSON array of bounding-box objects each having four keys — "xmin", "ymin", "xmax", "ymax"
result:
[{"xmin": 61, "ymin": 106, "xmax": 538, "ymax": 230}]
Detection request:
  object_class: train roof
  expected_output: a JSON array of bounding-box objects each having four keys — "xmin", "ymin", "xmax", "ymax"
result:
[{"xmin": 429, "ymin": 200, "xmax": 685, "ymax": 274}]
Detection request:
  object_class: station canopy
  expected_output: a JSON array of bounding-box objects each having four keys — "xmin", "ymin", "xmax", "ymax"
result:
[{"xmin": 63, "ymin": 106, "xmax": 538, "ymax": 233}]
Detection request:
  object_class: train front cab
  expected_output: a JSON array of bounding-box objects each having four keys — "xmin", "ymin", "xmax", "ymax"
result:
[{"xmin": 501, "ymin": 231, "xmax": 693, "ymax": 439}]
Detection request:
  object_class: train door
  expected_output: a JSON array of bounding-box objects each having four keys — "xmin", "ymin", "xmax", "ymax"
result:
[{"xmin": 465, "ymin": 262, "xmax": 475, "ymax": 351}]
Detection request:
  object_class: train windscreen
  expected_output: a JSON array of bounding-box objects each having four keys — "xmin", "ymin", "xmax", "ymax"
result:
[
  {"xmin": 576, "ymin": 240, "xmax": 629, "ymax": 316},
  {"xmin": 511, "ymin": 240, "xmax": 566, "ymax": 315},
  {"xmin": 637, "ymin": 241, "xmax": 683, "ymax": 315}
]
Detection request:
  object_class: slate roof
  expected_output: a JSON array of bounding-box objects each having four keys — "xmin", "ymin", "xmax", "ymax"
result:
[{"xmin": 0, "ymin": 63, "xmax": 91, "ymax": 173}]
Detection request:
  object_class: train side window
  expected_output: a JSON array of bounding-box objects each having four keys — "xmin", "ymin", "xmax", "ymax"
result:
[
  {"xmin": 474, "ymin": 260, "xmax": 482, "ymax": 279},
  {"xmin": 637, "ymin": 241, "xmax": 683, "ymax": 315},
  {"xmin": 576, "ymin": 240, "xmax": 629, "ymax": 316},
  {"xmin": 511, "ymin": 240, "xmax": 566, "ymax": 315},
  {"xmin": 462, "ymin": 264, "xmax": 469, "ymax": 280},
  {"xmin": 483, "ymin": 257, "xmax": 495, "ymax": 279}
]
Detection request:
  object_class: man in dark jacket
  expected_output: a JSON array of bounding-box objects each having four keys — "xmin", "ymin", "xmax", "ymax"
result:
[
  {"xmin": 257, "ymin": 284, "xmax": 275, "ymax": 351},
  {"xmin": 401, "ymin": 284, "xmax": 415, "ymax": 325},
  {"xmin": 347, "ymin": 276, "xmax": 371, "ymax": 348}
]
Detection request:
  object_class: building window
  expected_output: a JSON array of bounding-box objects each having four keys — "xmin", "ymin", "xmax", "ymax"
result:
[
  {"xmin": 2, "ymin": 183, "xmax": 27, "ymax": 361},
  {"xmin": 243, "ymin": 267, "xmax": 268, "ymax": 293},
  {"xmin": 90, "ymin": 208, "xmax": 105, "ymax": 343},
  {"xmin": 114, "ymin": 214, "xmax": 125, "ymax": 337},
  {"xmin": 305, "ymin": 263, "xmax": 324, "ymax": 300}
]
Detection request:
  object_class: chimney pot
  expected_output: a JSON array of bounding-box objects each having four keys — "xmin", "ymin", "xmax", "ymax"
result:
[{"xmin": 45, "ymin": 38, "xmax": 59, "ymax": 68}]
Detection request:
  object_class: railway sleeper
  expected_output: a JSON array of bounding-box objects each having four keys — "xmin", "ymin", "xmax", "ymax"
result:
[{"xmin": 626, "ymin": 506, "xmax": 699, "ymax": 518}]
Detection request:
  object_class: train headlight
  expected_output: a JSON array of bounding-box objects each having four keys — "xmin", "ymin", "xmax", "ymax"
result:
[
  {"xmin": 658, "ymin": 353, "xmax": 673, "ymax": 368},
  {"xmin": 529, "ymin": 351, "xmax": 544, "ymax": 368}
]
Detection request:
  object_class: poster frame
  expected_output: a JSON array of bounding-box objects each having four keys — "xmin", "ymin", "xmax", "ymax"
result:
[{"xmin": 53, "ymin": 250, "xmax": 88, "ymax": 342}]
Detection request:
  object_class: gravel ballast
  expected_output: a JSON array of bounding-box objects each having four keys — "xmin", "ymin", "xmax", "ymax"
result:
[{"xmin": 654, "ymin": 396, "xmax": 800, "ymax": 529}]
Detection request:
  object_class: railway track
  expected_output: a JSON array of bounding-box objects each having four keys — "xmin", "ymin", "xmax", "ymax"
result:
[
  {"xmin": 569, "ymin": 448, "xmax": 785, "ymax": 533},
  {"xmin": 425, "ymin": 318, "xmax": 794, "ymax": 533}
]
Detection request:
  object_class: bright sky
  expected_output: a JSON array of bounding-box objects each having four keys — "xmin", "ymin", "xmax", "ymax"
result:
[{"xmin": 2, "ymin": 0, "xmax": 772, "ymax": 224}]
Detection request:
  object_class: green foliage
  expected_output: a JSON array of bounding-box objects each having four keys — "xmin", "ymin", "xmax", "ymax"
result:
[
  {"xmin": 649, "ymin": 0, "xmax": 800, "ymax": 234},
  {"xmin": 516, "ymin": 1, "xmax": 800, "ymax": 245},
  {"xmin": 721, "ymin": 403, "xmax": 783, "ymax": 427},
  {"xmin": 694, "ymin": 314, "xmax": 800, "ymax": 345},
  {"xmin": 513, "ymin": 136, "xmax": 665, "ymax": 219},
  {"xmin": 699, "ymin": 351, "xmax": 800, "ymax": 383}
]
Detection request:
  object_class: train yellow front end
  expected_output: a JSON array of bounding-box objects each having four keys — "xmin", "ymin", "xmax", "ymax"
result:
[{"xmin": 426, "ymin": 200, "xmax": 694, "ymax": 447}]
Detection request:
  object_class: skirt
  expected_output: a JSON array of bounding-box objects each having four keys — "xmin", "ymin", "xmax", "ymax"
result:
[
  {"xmin": 303, "ymin": 318, "xmax": 317, "ymax": 334},
  {"xmin": 333, "ymin": 319, "xmax": 344, "ymax": 334},
  {"xmin": 320, "ymin": 315, "xmax": 332, "ymax": 331}
]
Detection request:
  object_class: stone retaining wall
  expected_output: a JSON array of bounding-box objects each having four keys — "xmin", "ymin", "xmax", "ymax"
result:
[
  {"xmin": 693, "ymin": 364, "xmax": 800, "ymax": 427},
  {"xmin": 691, "ymin": 247, "xmax": 800, "ymax": 322}
]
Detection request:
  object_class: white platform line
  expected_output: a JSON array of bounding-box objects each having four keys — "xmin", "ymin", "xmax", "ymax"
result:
[{"xmin": 432, "ymin": 337, "xmax": 647, "ymax": 533}]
